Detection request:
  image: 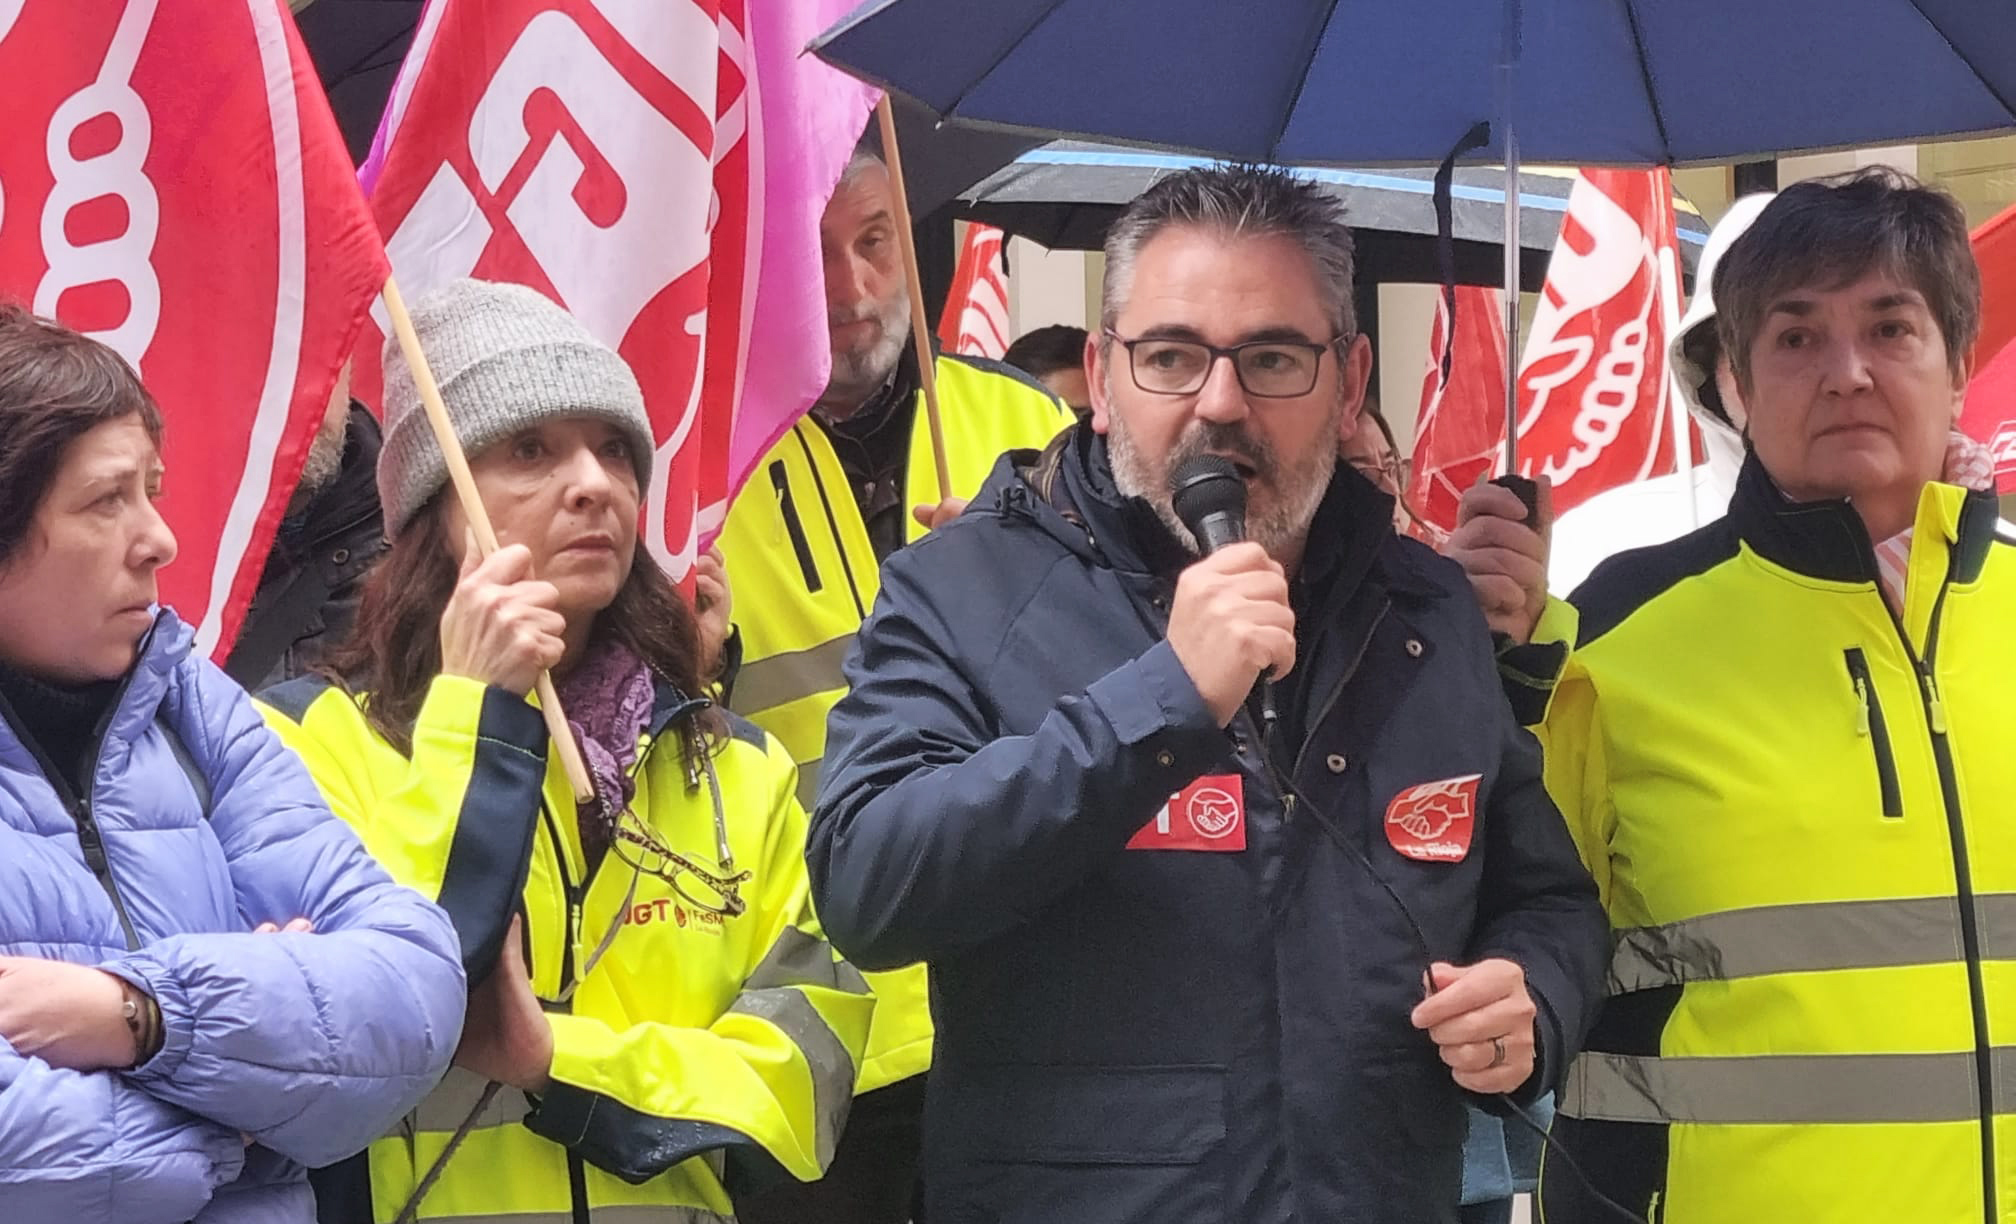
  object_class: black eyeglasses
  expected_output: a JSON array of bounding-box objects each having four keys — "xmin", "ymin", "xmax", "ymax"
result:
[{"xmin": 1104, "ymin": 328, "xmax": 1347, "ymax": 399}]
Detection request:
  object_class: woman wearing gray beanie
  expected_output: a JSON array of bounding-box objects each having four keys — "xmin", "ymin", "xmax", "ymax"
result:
[{"xmin": 257, "ymin": 279, "xmax": 873, "ymax": 1224}]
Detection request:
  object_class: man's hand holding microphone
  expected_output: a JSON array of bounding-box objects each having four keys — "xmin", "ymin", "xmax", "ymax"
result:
[{"xmin": 1162, "ymin": 457, "xmax": 1295, "ymax": 728}]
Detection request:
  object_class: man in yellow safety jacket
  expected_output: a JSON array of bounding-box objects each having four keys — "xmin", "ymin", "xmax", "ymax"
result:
[
  {"xmin": 1450, "ymin": 169, "xmax": 2016, "ymax": 1223},
  {"xmin": 715, "ymin": 149, "xmax": 1072, "ymax": 1224}
]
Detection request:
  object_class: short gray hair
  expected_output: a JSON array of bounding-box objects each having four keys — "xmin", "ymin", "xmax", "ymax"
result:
[
  {"xmin": 840, "ymin": 147, "xmax": 886, "ymax": 189},
  {"xmin": 1101, "ymin": 165, "xmax": 1357, "ymax": 339}
]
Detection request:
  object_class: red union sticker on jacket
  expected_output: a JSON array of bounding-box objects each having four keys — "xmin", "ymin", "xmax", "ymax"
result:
[
  {"xmin": 1384, "ymin": 775, "xmax": 1482, "ymax": 863},
  {"xmin": 1127, "ymin": 775, "xmax": 1247, "ymax": 852}
]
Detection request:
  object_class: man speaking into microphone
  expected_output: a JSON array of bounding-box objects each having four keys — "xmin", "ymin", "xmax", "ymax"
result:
[{"xmin": 807, "ymin": 165, "xmax": 1606, "ymax": 1224}]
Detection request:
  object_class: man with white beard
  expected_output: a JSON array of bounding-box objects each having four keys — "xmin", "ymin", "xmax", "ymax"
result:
[
  {"xmin": 720, "ymin": 147, "xmax": 1071, "ymax": 1224},
  {"xmin": 223, "ymin": 363, "xmax": 386, "ymax": 689}
]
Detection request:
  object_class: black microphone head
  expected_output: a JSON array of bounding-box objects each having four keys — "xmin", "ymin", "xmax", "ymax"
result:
[{"xmin": 1170, "ymin": 454, "xmax": 1248, "ymax": 552}]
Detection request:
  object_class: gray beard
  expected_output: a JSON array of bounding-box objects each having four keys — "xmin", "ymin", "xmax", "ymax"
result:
[
  {"xmin": 1107, "ymin": 395, "xmax": 1340, "ymax": 562},
  {"xmin": 820, "ymin": 293, "xmax": 912, "ymax": 417}
]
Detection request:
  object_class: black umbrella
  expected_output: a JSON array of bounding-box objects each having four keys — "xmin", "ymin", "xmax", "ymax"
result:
[
  {"xmin": 960, "ymin": 143, "xmax": 1708, "ymax": 292},
  {"xmin": 291, "ymin": 0, "xmax": 422, "ymax": 166}
]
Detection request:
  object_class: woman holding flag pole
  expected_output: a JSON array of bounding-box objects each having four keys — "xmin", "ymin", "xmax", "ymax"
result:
[{"xmin": 260, "ymin": 278, "xmax": 873, "ymax": 1224}]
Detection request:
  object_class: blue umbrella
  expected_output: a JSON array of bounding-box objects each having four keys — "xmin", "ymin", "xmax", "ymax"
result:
[
  {"xmin": 811, "ymin": 0, "xmax": 2016, "ymax": 168},
  {"xmin": 813, "ymin": 0, "xmax": 2016, "ymax": 468}
]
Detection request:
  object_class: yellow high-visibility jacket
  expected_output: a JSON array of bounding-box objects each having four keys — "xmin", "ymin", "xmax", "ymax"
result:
[
  {"xmin": 258, "ymin": 672, "xmax": 873, "ymax": 1224},
  {"xmin": 716, "ymin": 352, "xmax": 1069, "ymax": 1092},
  {"xmin": 1530, "ymin": 464, "xmax": 2016, "ymax": 1224}
]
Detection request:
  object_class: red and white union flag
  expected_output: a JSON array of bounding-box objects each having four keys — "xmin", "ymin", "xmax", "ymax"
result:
[
  {"xmin": 1513, "ymin": 168, "xmax": 1692, "ymax": 517},
  {"xmin": 0, "ymin": 0, "xmax": 388, "ymax": 658},
  {"xmin": 940, "ymin": 223, "xmax": 1011, "ymax": 360},
  {"xmin": 358, "ymin": 0, "xmax": 877, "ymax": 581}
]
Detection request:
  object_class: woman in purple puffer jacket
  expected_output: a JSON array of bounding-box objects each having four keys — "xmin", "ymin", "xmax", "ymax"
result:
[{"xmin": 0, "ymin": 304, "xmax": 466, "ymax": 1222}]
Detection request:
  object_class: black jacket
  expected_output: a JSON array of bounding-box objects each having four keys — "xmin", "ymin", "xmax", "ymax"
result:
[
  {"xmin": 809, "ymin": 428, "xmax": 1607, "ymax": 1224},
  {"xmin": 224, "ymin": 405, "xmax": 385, "ymax": 691}
]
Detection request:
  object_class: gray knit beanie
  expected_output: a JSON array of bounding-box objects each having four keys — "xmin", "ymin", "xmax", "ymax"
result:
[{"xmin": 377, "ymin": 279, "xmax": 654, "ymax": 535}]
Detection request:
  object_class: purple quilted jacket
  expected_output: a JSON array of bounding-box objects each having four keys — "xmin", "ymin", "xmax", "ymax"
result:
[{"xmin": 0, "ymin": 610, "xmax": 465, "ymax": 1222}]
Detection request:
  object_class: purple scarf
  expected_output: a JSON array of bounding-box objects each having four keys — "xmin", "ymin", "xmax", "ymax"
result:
[{"xmin": 555, "ymin": 639, "xmax": 655, "ymax": 870}]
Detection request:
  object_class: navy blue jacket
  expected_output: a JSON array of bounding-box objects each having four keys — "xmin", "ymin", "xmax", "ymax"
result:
[{"xmin": 810, "ymin": 430, "xmax": 1606, "ymax": 1223}]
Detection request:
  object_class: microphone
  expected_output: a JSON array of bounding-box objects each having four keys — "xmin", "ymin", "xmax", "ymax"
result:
[
  {"xmin": 1169, "ymin": 455, "xmax": 1278, "ymax": 734},
  {"xmin": 1170, "ymin": 455, "xmax": 1247, "ymax": 555}
]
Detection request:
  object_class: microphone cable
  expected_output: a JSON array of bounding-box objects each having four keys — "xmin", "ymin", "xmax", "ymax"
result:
[{"xmin": 1252, "ymin": 729, "xmax": 1646, "ymax": 1224}]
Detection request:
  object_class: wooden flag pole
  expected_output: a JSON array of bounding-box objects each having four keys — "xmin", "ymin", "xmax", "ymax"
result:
[
  {"xmin": 874, "ymin": 96, "xmax": 955, "ymax": 500},
  {"xmin": 381, "ymin": 276, "xmax": 596, "ymax": 804}
]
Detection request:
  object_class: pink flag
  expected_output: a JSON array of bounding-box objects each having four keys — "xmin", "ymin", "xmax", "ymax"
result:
[
  {"xmin": 0, "ymin": 0, "xmax": 389, "ymax": 658},
  {"xmin": 939, "ymin": 224, "xmax": 1011, "ymax": 359},
  {"xmin": 1512, "ymin": 168, "xmax": 1691, "ymax": 517},
  {"xmin": 358, "ymin": 0, "xmax": 876, "ymax": 579}
]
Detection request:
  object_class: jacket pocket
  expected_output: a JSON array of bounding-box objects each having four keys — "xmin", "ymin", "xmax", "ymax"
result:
[
  {"xmin": 1844, "ymin": 648, "xmax": 1904, "ymax": 819},
  {"xmin": 970, "ymin": 1064, "xmax": 1225, "ymax": 1165},
  {"xmin": 941, "ymin": 1065, "xmax": 1227, "ymax": 1224}
]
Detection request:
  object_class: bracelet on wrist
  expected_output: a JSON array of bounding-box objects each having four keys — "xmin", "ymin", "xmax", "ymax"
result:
[{"xmin": 118, "ymin": 979, "xmax": 164, "ymax": 1067}]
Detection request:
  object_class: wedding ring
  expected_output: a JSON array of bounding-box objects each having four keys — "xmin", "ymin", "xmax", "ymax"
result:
[{"xmin": 1488, "ymin": 1036, "xmax": 1508, "ymax": 1069}]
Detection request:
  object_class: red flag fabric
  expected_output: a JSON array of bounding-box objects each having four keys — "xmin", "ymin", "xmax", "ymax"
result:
[
  {"xmin": 1512, "ymin": 168, "xmax": 1690, "ymax": 517},
  {"xmin": 1962, "ymin": 202, "xmax": 2016, "ymax": 493},
  {"xmin": 0, "ymin": 0, "xmax": 388, "ymax": 659},
  {"xmin": 939, "ymin": 224, "xmax": 1011, "ymax": 359},
  {"xmin": 358, "ymin": 0, "xmax": 877, "ymax": 581},
  {"xmin": 1405, "ymin": 285, "xmax": 1507, "ymax": 543}
]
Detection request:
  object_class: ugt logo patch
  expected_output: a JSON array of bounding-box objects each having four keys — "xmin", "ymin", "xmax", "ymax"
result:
[{"xmin": 1127, "ymin": 775, "xmax": 1246, "ymax": 852}]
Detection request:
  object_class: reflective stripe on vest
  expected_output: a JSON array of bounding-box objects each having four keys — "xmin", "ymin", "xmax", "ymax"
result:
[
  {"xmin": 720, "ymin": 357, "xmax": 1069, "ymax": 789},
  {"xmin": 413, "ymin": 1067, "xmax": 531, "ymax": 1133},
  {"xmin": 727, "ymin": 987, "xmax": 856, "ymax": 1166},
  {"xmin": 737, "ymin": 926, "xmax": 869, "ymax": 1164},
  {"xmin": 1607, "ymin": 893, "xmax": 2016, "ymax": 993},
  {"xmin": 731, "ymin": 634, "xmax": 856, "ymax": 726},
  {"xmin": 1561, "ymin": 1047, "xmax": 2016, "ymax": 1125}
]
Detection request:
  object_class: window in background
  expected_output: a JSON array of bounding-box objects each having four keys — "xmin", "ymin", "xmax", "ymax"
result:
[{"xmin": 1919, "ymin": 134, "xmax": 2016, "ymax": 226}]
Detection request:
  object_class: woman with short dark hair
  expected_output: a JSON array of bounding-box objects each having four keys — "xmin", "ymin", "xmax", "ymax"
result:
[
  {"xmin": 0, "ymin": 303, "xmax": 465, "ymax": 1222},
  {"xmin": 1533, "ymin": 169, "xmax": 2016, "ymax": 1223}
]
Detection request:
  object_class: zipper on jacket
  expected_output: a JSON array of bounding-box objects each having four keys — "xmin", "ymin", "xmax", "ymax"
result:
[
  {"xmin": 536, "ymin": 800, "xmax": 584, "ymax": 996},
  {"xmin": 794, "ymin": 430, "xmax": 868, "ymax": 619},
  {"xmin": 75, "ymin": 799, "xmax": 140, "ymax": 950},
  {"xmin": 544, "ymin": 723, "xmax": 679, "ymax": 999},
  {"xmin": 1842, "ymin": 648, "xmax": 1904, "ymax": 819},
  {"xmin": 6, "ymin": 658, "xmax": 150, "ymax": 953},
  {"xmin": 770, "ymin": 461, "xmax": 824, "ymax": 594},
  {"xmin": 1883, "ymin": 563, "xmax": 1996, "ymax": 1224}
]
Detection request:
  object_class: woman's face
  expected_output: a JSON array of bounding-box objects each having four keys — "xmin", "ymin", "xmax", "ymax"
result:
[
  {"xmin": 444, "ymin": 417, "xmax": 642, "ymax": 629},
  {"xmin": 0, "ymin": 415, "xmax": 177, "ymax": 683}
]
